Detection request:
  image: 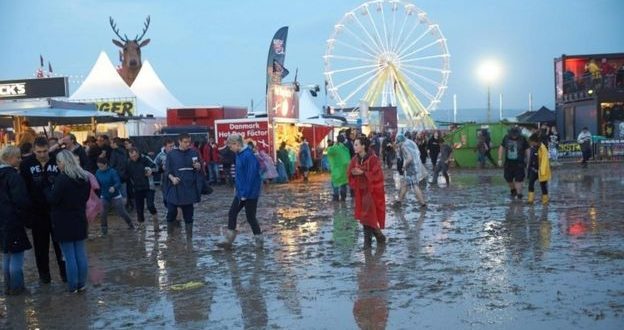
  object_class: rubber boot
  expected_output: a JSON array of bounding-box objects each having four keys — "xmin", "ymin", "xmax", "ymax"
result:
[
  {"xmin": 527, "ymin": 192, "xmax": 535, "ymax": 204},
  {"xmin": 363, "ymin": 226, "xmax": 372, "ymax": 249},
  {"xmin": 254, "ymin": 234, "xmax": 264, "ymax": 249},
  {"xmin": 541, "ymin": 194, "xmax": 549, "ymax": 205},
  {"xmin": 372, "ymin": 228, "xmax": 387, "ymax": 245},
  {"xmin": 152, "ymin": 214, "xmax": 160, "ymax": 232},
  {"xmin": 185, "ymin": 223, "xmax": 193, "ymax": 239},
  {"xmin": 217, "ymin": 229, "xmax": 237, "ymax": 249}
]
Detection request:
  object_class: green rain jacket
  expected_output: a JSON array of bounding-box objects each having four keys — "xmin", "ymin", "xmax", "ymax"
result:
[{"xmin": 327, "ymin": 143, "xmax": 351, "ymax": 186}]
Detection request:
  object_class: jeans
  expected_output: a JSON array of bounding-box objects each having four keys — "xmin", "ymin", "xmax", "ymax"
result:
[
  {"xmin": 166, "ymin": 203, "xmax": 194, "ymax": 224},
  {"xmin": 228, "ymin": 197, "xmax": 261, "ymax": 235},
  {"xmin": 59, "ymin": 240, "xmax": 88, "ymax": 292},
  {"xmin": 332, "ymin": 183, "xmax": 348, "ymax": 201},
  {"xmin": 31, "ymin": 213, "xmax": 66, "ymax": 281},
  {"xmin": 3, "ymin": 252, "xmax": 25, "ymax": 291},
  {"xmin": 207, "ymin": 162, "xmax": 219, "ymax": 183},
  {"xmin": 134, "ymin": 189, "xmax": 157, "ymax": 223},
  {"xmin": 101, "ymin": 197, "xmax": 134, "ymax": 233}
]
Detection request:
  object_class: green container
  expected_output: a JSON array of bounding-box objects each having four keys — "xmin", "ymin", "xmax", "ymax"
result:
[{"xmin": 444, "ymin": 122, "xmax": 514, "ymax": 168}]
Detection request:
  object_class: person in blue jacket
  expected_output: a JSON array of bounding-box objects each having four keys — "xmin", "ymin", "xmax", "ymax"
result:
[
  {"xmin": 217, "ymin": 134, "xmax": 263, "ymax": 249},
  {"xmin": 298, "ymin": 137, "xmax": 313, "ymax": 183},
  {"xmin": 95, "ymin": 157, "xmax": 134, "ymax": 235}
]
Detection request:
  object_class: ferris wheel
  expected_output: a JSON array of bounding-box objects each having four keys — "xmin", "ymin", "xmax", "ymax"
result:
[{"xmin": 324, "ymin": 0, "xmax": 450, "ymax": 128}]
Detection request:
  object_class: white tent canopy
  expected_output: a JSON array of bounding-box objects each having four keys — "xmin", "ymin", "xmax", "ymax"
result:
[
  {"xmin": 70, "ymin": 51, "xmax": 135, "ymax": 100},
  {"xmin": 70, "ymin": 52, "xmax": 183, "ymax": 117},
  {"xmin": 130, "ymin": 60, "xmax": 182, "ymax": 117},
  {"xmin": 298, "ymin": 91, "xmax": 345, "ymax": 126}
]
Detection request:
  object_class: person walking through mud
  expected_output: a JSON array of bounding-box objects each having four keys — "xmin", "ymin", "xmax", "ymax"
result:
[
  {"xmin": 327, "ymin": 135, "xmax": 351, "ymax": 201},
  {"xmin": 577, "ymin": 127, "xmax": 592, "ymax": 168},
  {"xmin": 44, "ymin": 150, "xmax": 90, "ymax": 293},
  {"xmin": 498, "ymin": 127, "xmax": 530, "ymax": 200},
  {"xmin": 526, "ymin": 133, "xmax": 551, "ymax": 205},
  {"xmin": 348, "ymin": 136, "xmax": 386, "ymax": 249},
  {"xmin": 217, "ymin": 134, "xmax": 263, "ymax": 249},
  {"xmin": 0, "ymin": 145, "xmax": 32, "ymax": 295},
  {"xmin": 164, "ymin": 133, "xmax": 202, "ymax": 233},
  {"xmin": 19, "ymin": 137, "xmax": 67, "ymax": 284},
  {"xmin": 298, "ymin": 137, "xmax": 313, "ymax": 183},
  {"xmin": 395, "ymin": 134, "xmax": 427, "ymax": 208},
  {"xmin": 432, "ymin": 137, "xmax": 452, "ymax": 185},
  {"xmin": 127, "ymin": 147, "xmax": 158, "ymax": 230},
  {"xmin": 427, "ymin": 131, "xmax": 442, "ymax": 167},
  {"xmin": 95, "ymin": 157, "xmax": 135, "ymax": 235}
]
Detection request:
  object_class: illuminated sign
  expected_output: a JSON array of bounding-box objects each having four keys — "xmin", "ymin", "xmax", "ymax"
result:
[
  {"xmin": 0, "ymin": 77, "xmax": 68, "ymax": 100},
  {"xmin": 215, "ymin": 119, "xmax": 273, "ymax": 155},
  {"xmin": 96, "ymin": 100, "xmax": 135, "ymax": 116},
  {"xmin": 267, "ymin": 84, "xmax": 299, "ymax": 120}
]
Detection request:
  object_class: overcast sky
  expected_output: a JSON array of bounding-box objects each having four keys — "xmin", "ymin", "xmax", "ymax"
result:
[{"xmin": 1, "ymin": 0, "xmax": 622, "ymax": 120}]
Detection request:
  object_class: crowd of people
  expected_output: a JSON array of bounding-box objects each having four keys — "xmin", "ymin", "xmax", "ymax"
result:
[
  {"xmin": 0, "ymin": 130, "xmax": 268, "ymax": 296},
  {"xmin": 0, "ymin": 121, "xmax": 577, "ymax": 296}
]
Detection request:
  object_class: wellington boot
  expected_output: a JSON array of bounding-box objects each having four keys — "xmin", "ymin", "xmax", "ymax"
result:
[
  {"xmin": 541, "ymin": 194, "xmax": 549, "ymax": 205},
  {"xmin": 217, "ymin": 229, "xmax": 237, "ymax": 249},
  {"xmin": 527, "ymin": 192, "xmax": 535, "ymax": 204},
  {"xmin": 254, "ymin": 234, "xmax": 264, "ymax": 249},
  {"xmin": 372, "ymin": 228, "xmax": 387, "ymax": 245},
  {"xmin": 363, "ymin": 226, "xmax": 372, "ymax": 249}
]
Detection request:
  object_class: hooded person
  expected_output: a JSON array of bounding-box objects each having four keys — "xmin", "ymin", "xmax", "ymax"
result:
[
  {"xmin": 327, "ymin": 135, "xmax": 351, "ymax": 201},
  {"xmin": 394, "ymin": 134, "xmax": 427, "ymax": 208}
]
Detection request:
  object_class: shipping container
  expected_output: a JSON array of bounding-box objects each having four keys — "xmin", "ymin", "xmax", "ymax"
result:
[{"xmin": 167, "ymin": 106, "xmax": 247, "ymax": 127}]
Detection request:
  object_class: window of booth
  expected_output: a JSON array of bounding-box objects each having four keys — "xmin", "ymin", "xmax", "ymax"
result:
[
  {"xmin": 563, "ymin": 56, "xmax": 624, "ymax": 94},
  {"xmin": 600, "ymin": 102, "xmax": 624, "ymax": 138}
]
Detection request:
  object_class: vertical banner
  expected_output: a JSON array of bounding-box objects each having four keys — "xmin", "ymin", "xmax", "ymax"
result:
[
  {"xmin": 267, "ymin": 84, "xmax": 299, "ymax": 120},
  {"xmin": 265, "ymin": 26, "xmax": 289, "ymax": 95}
]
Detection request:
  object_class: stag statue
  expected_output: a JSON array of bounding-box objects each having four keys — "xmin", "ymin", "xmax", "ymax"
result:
[{"xmin": 110, "ymin": 16, "xmax": 151, "ymax": 86}]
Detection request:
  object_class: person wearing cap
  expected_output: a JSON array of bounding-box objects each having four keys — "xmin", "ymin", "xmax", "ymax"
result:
[{"xmin": 498, "ymin": 126, "xmax": 530, "ymax": 200}]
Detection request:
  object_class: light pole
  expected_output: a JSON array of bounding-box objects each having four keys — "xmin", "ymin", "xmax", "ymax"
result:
[{"xmin": 478, "ymin": 60, "xmax": 502, "ymax": 123}]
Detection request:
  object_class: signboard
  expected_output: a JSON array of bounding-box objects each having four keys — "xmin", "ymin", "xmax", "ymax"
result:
[
  {"xmin": 215, "ymin": 118, "xmax": 273, "ymax": 155},
  {"xmin": 0, "ymin": 77, "xmax": 68, "ymax": 100},
  {"xmin": 267, "ymin": 84, "xmax": 299, "ymax": 120},
  {"xmin": 95, "ymin": 100, "xmax": 135, "ymax": 116}
]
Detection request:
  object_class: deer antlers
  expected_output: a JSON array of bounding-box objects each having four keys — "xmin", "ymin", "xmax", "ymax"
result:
[
  {"xmin": 136, "ymin": 16, "xmax": 150, "ymax": 42},
  {"xmin": 109, "ymin": 16, "xmax": 150, "ymax": 42}
]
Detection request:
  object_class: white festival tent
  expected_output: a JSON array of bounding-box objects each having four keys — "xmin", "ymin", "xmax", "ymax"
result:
[
  {"xmin": 298, "ymin": 90, "xmax": 345, "ymax": 127},
  {"xmin": 70, "ymin": 51, "xmax": 180, "ymax": 118},
  {"xmin": 70, "ymin": 51, "xmax": 136, "ymax": 102},
  {"xmin": 130, "ymin": 60, "xmax": 183, "ymax": 117}
]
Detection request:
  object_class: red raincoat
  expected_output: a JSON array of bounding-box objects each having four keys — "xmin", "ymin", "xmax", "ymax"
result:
[{"xmin": 348, "ymin": 152, "xmax": 386, "ymax": 229}]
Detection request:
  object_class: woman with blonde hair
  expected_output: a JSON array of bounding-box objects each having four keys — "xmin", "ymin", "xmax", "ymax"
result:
[
  {"xmin": 0, "ymin": 145, "xmax": 32, "ymax": 295},
  {"xmin": 44, "ymin": 150, "xmax": 90, "ymax": 293}
]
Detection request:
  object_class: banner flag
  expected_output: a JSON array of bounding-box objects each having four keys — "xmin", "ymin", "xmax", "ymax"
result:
[{"xmin": 265, "ymin": 26, "xmax": 289, "ymax": 94}]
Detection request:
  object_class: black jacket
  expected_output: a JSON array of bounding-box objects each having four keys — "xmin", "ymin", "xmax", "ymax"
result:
[
  {"xmin": 19, "ymin": 154, "xmax": 59, "ymax": 216},
  {"xmin": 109, "ymin": 147, "xmax": 129, "ymax": 181},
  {"xmin": 0, "ymin": 165, "xmax": 32, "ymax": 253},
  {"xmin": 45, "ymin": 173, "xmax": 90, "ymax": 242},
  {"xmin": 127, "ymin": 155, "xmax": 156, "ymax": 192},
  {"xmin": 87, "ymin": 145, "xmax": 102, "ymax": 173}
]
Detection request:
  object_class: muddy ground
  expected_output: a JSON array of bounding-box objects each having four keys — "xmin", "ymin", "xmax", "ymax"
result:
[{"xmin": 1, "ymin": 162, "xmax": 623, "ymax": 329}]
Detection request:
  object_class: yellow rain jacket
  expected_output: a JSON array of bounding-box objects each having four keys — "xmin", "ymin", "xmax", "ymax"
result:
[{"xmin": 538, "ymin": 144, "xmax": 551, "ymax": 182}]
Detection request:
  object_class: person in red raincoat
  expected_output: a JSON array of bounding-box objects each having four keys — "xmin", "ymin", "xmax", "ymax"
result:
[{"xmin": 348, "ymin": 136, "xmax": 386, "ymax": 248}]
